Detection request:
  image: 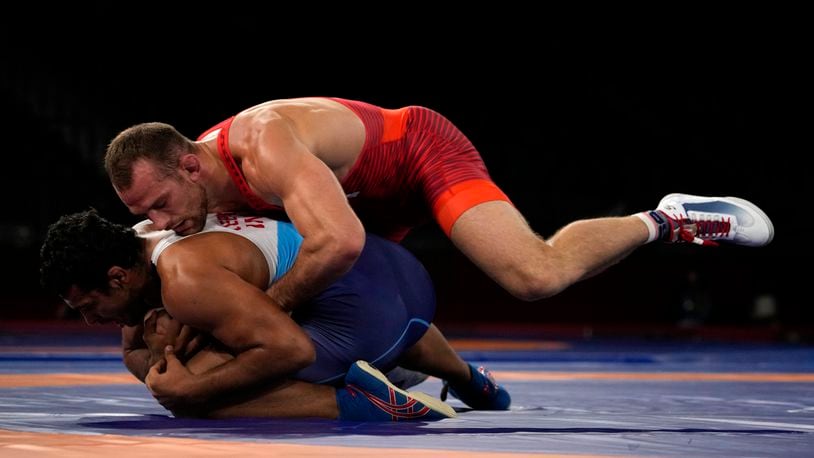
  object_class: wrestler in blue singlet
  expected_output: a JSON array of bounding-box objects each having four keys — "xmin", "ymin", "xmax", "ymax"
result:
[{"xmin": 149, "ymin": 213, "xmax": 435, "ymax": 386}]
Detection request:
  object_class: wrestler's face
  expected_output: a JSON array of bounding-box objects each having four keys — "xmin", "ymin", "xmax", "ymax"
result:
[
  {"xmin": 117, "ymin": 159, "xmax": 208, "ymax": 236},
  {"xmin": 62, "ymin": 281, "xmax": 148, "ymax": 328}
]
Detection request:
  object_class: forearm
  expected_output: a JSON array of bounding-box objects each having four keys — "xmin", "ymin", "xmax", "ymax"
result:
[
  {"xmin": 268, "ymin": 238, "xmax": 361, "ymax": 311},
  {"xmin": 186, "ymin": 344, "xmax": 234, "ymax": 375},
  {"xmin": 191, "ymin": 346, "xmax": 313, "ymax": 402}
]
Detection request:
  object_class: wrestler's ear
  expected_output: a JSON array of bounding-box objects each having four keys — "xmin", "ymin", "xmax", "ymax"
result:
[
  {"xmin": 179, "ymin": 154, "xmax": 201, "ymax": 180},
  {"xmin": 107, "ymin": 266, "xmax": 128, "ymax": 289}
]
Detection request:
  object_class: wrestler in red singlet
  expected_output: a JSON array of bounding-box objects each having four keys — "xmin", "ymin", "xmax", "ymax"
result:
[{"xmin": 198, "ymin": 98, "xmax": 511, "ymax": 242}]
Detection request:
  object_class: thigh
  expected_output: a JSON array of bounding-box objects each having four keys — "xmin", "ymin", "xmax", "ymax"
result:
[{"xmin": 449, "ymin": 200, "xmax": 548, "ymax": 292}]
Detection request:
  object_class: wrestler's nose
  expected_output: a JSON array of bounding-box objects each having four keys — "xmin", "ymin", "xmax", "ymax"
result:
[{"xmin": 147, "ymin": 211, "xmax": 170, "ymax": 229}]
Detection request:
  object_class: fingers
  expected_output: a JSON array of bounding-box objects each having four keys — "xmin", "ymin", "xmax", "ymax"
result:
[
  {"xmin": 176, "ymin": 325, "xmax": 192, "ymax": 343},
  {"xmin": 143, "ymin": 309, "xmax": 182, "ymax": 356},
  {"xmin": 175, "ymin": 325, "xmax": 194, "ymax": 354},
  {"xmin": 153, "ymin": 355, "xmax": 168, "ymax": 373},
  {"xmin": 176, "ymin": 325, "xmax": 207, "ymax": 357},
  {"xmin": 145, "ymin": 357, "xmax": 166, "ymax": 394},
  {"xmin": 142, "ymin": 311, "xmax": 204, "ymax": 362},
  {"xmin": 184, "ymin": 333, "xmax": 207, "ymax": 356},
  {"xmin": 163, "ymin": 345, "xmax": 182, "ymax": 369}
]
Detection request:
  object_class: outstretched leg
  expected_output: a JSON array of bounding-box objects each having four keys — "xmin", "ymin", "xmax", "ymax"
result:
[
  {"xmin": 450, "ymin": 200, "xmax": 648, "ymax": 301},
  {"xmin": 449, "ymin": 193, "xmax": 773, "ymax": 302}
]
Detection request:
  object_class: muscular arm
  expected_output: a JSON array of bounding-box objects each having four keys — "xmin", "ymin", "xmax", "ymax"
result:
[
  {"xmin": 157, "ymin": 248, "xmax": 316, "ymax": 404},
  {"xmin": 245, "ymin": 117, "xmax": 365, "ymax": 311}
]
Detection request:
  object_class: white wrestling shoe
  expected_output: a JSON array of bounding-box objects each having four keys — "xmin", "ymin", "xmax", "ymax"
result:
[{"xmin": 655, "ymin": 193, "xmax": 774, "ymax": 247}]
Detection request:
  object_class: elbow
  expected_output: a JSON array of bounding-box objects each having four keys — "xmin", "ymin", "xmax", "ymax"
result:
[
  {"xmin": 338, "ymin": 231, "xmax": 365, "ymax": 264},
  {"xmin": 299, "ymin": 343, "xmax": 317, "ymax": 369},
  {"xmin": 335, "ymin": 215, "xmax": 365, "ymax": 257},
  {"xmin": 298, "ymin": 334, "xmax": 317, "ymax": 368},
  {"xmin": 287, "ymin": 335, "xmax": 316, "ymax": 372},
  {"xmin": 269, "ymin": 329, "xmax": 316, "ymax": 373},
  {"xmin": 325, "ymin": 229, "xmax": 365, "ymax": 271}
]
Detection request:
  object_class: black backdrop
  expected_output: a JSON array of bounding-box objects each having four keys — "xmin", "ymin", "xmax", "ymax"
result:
[{"xmin": 0, "ymin": 6, "xmax": 807, "ymax": 334}]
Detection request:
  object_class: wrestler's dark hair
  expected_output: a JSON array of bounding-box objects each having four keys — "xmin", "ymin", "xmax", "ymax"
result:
[
  {"xmin": 105, "ymin": 122, "xmax": 194, "ymax": 190},
  {"xmin": 39, "ymin": 209, "xmax": 144, "ymax": 296}
]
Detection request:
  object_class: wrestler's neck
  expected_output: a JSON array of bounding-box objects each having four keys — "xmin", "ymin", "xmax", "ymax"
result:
[{"xmin": 194, "ymin": 141, "xmax": 248, "ymax": 212}]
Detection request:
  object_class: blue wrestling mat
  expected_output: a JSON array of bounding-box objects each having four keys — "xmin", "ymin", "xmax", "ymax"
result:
[{"xmin": 1, "ymin": 322, "xmax": 813, "ymax": 457}]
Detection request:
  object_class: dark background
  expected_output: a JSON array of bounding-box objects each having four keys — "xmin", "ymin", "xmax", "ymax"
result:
[{"xmin": 0, "ymin": 6, "xmax": 807, "ymax": 338}]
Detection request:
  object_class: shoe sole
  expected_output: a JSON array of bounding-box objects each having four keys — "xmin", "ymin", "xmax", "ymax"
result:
[
  {"xmin": 660, "ymin": 193, "xmax": 775, "ymax": 246},
  {"xmin": 354, "ymin": 361, "xmax": 457, "ymax": 419}
]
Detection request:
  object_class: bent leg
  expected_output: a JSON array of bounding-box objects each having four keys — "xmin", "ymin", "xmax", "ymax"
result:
[
  {"xmin": 450, "ymin": 200, "xmax": 649, "ymax": 301},
  {"xmin": 398, "ymin": 323, "xmax": 511, "ymax": 410},
  {"xmin": 183, "ymin": 345, "xmax": 451, "ymax": 421},
  {"xmin": 169, "ymin": 341, "xmax": 339, "ymax": 419},
  {"xmin": 201, "ymin": 378, "xmax": 339, "ymax": 419},
  {"xmin": 397, "ymin": 324, "xmax": 470, "ymax": 386}
]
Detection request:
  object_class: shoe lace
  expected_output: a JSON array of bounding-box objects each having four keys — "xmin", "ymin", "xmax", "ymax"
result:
[{"xmin": 667, "ymin": 213, "xmax": 731, "ymax": 247}]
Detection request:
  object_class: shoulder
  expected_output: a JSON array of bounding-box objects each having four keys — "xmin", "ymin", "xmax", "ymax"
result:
[
  {"xmin": 155, "ymin": 238, "xmax": 219, "ymax": 315},
  {"xmin": 232, "ymin": 97, "xmax": 346, "ymax": 140},
  {"xmin": 155, "ymin": 236, "xmax": 217, "ymax": 283},
  {"xmin": 229, "ymin": 108, "xmax": 313, "ymax": 192},
  {"xmin": 155, "ymin": 231, "xmax": 255, "ymax": 281},
  {"xmin": 229, "ymin": 104, "xmax": 298, "ymax": 156}
]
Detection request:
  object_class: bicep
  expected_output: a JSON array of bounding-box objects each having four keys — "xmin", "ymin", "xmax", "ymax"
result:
[
  {"xmin": 281, "ymin": 157, "xmax": 357, "ymax": 236},
  {"xmin": 164, "ymin": 264, "xmax": 305, "ymax": 352}
]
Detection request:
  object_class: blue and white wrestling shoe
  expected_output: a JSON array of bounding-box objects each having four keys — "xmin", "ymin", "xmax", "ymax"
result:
[
  {"xmin": 651, "ymin": 193, "xmax": 774, "ymax": 247},
  {"xmin": 337, "ymin": 361, "xmax": 456, "ymax": 421},
  {"xmin": 441, "ymin": 363, "xmax": 511, "ymax": 410}
]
